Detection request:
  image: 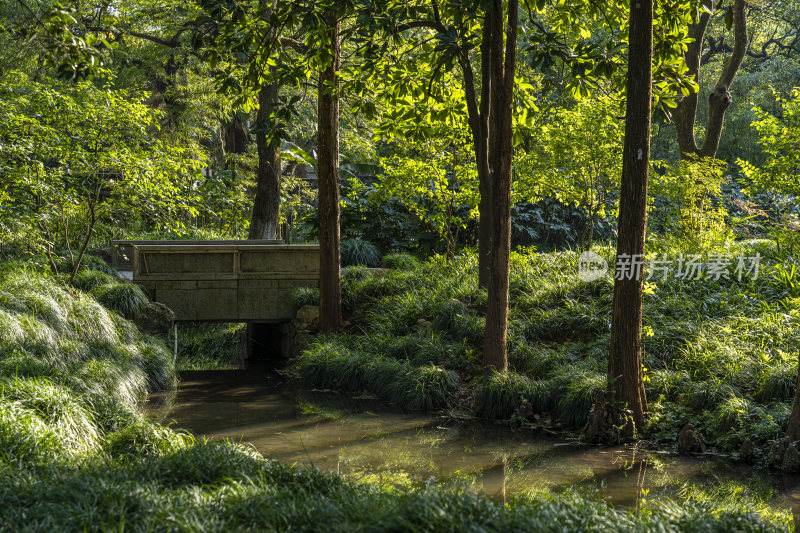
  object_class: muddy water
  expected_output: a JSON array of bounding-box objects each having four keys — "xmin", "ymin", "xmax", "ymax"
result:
[{"xmin": 149, "ymin": 369, "xmax": 800, "ymax": 515}]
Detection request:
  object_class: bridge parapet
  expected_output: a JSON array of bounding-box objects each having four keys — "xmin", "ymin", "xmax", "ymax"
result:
[{"xmin": 113, "ymin": 241, "xmax": 319, "ymax": 322}]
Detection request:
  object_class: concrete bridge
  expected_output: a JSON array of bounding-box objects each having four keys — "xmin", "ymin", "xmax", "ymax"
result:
[{"xmin": 112, "ymin": 240, "xmax": 319, "ymax": 323}]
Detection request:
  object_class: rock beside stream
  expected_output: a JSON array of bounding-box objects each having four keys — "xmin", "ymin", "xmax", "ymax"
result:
[
  {"xmin": 295, "ymin": 305, "xmax": 320, "ymax": 331},
  {"xmin": 739, "ymin": 438, "xmax": 755, "ymax": 463},
  {"xmin": 287, "ymin": 305, "xmax": 319, "ymax": 357},
  {"xmin": 133, "ymin": 301, "xmax": 175, "ymax": 340},
  {"xmin": 677, "ymin": 424, "xmax": 706, "ymax": 455}
]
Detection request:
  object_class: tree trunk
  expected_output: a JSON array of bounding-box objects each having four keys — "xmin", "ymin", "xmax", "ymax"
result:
[
  {"xmin": 607, "ymin": 0, "xmax": 652, "ymax": 430},
  {"xmin": 70, "ymin": 183, "xmax": 102, "ymax": 284},
  {"xmin": 787, "ymin": 368, "xmax": 800, "ymax": 441},
  {"xmin": 223, "ymin": 113, "xmax": 251, "ymax": 155},
  {"xmin": 248, "ymin": 81, "xmax": 282, "ymax": 240},
  {"xmin": 317, "ymin": 12, "xmax": 343, "ymax": 333},
  {"xmin": 458, "ymin": 13, "xmax": 492, "ymax": 288},
  {"xmin": 482, "ymin": 0, "xmax": 517, "ymax": 372},
  {"xmin": 701, "ymin": 0, "xmax": 747, "ymax": 158},
  {"xmin": 780, "ymin": 353, "xmax": 800, "ymax": 469},
  {"xmin": 477, "ymin": 12, "xmax": 493, "ymax": 290},
  {"xmin": 673, "ymin": 0, "xmax": 748, "ymax": 160}
]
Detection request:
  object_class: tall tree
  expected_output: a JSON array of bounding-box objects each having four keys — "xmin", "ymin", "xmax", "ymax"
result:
[
  {"xmin": 351, "ymin": 1, "xmax": 524, "ymax": 367},
  {"xmin": 610, "ymin": 0, "xmax": 652, "ymax": 430},
  {"xmin": 246, "ymin": 0, "xmax": 282, "ymax": 240},
  {"xmin": 356, "ymin": 0, "xmax": 695, "ymax": 370},
  {"xmin": 673, "ymin": 0, "xmax": 749, "ymax": 159},
  {"xmin": 317, "ymin": 11, "xmax": 344, "ymax": 332},
  {"xmin": 248, "ymin": 78, "xmax": 282, "ymax": 240},
  {"xmin": 587, "ymin": 0, "xmax": 653, "ymax": 440},
  {"xmin": 193, "ymin": 0, "xmax": 288, "ymax": 240},
  {"xmin": 482, "ymin": 0, "xmax": 518, "ymax": 371}
]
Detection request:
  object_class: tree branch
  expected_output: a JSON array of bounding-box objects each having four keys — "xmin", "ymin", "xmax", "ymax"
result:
[
  {"xmin": 699, "ymin": 0, "xmax": 748, "ymax": 158},
  {"xmin": 126, "ymin": 28, "xmax": 187, "ymax": 48}
]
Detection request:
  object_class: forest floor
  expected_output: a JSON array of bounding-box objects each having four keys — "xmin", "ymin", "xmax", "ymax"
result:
[{"xmin": 0, "ymin": 250, "xmax": 794, "ymax": 531}]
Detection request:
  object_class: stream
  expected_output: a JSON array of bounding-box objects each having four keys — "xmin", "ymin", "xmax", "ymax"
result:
[{"xmin": 148, "ymin": 368, "xmax": 800, "ymax": 519}]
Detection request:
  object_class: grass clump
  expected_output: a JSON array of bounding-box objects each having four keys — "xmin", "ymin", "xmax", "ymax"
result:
[
  {"xmin": 341, "ymin": 237, "xmax": 381, "ymax": 267},
  {"xmin": 381, "ymin": 252, "xmax": 420, "ymax": 270},
  {"xmin": 0, "ymin": 401, "xmax": 63, "ymax": 466},
  {"xmin": 474, "ymin": 371, "xmax": 545, "ymax": 420},
  {"xmin": 0, "ymin": 260, "xmax": 177, "ymax": 469},
  {"xmin": 0, "ymin": 376, "xmax": 99, "ymax": 455},
  {"xmin": 90, "ymin": 282, "xmax": 149, "ymax": 319},
  {"xmin": 292, "ymin": 286, "xmax": 320, "ymax": 308},
  {"xmin": 70, "ymin": 269, "xmax": 114, "ymax": 292},
  {"xmin": 757, "ymin": 360, "xmax": 797, "ymax": 403},
  {"xmin": 298, "ymin": 338, "xmax": 459, "ymax": 410}
]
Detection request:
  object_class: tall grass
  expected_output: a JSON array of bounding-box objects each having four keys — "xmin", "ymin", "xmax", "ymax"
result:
[
  {"xmin": 0, "ymin": 448, "xmax": 787, "ymax": 532},
  {"xmin": 91, "ymin": 282, "xmax": 149, "ymax": 319},
  {"xmin": 0, "ymin": 260, "xmax": 176, "ymax": 468},
  {"xmin": 298, "ymin": 338, "xmax": 459, "ymax": 410},
  {"xmin": 341, "ymin": 237, "xmax": 381, "ymax": 267}
]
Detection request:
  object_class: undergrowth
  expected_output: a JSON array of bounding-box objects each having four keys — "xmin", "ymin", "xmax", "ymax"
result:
[
  {"xmin": 296, "ymin": 241, "xmax": 800, "ymax": 461},
  {"xmin": 175, "ymin": 322, "xmax": 243, "ymax": 370},
  {"xmin": 0, "ymin": 257, "xmax": 790, "ymax": 531}
]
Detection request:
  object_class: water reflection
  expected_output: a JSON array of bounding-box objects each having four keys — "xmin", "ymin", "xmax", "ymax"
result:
[{"xmin": 148, "ymin": 369, "xmax": 800, "ymax": 518}]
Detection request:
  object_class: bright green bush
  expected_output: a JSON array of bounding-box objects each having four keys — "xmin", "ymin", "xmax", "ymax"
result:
[
  {"xmin": 91, "ymin": 282, "xmax": 149, "ymax": 319},
  {"xmin": 381, "ymin": 252, "xmax": 420, "ymax": 270}
]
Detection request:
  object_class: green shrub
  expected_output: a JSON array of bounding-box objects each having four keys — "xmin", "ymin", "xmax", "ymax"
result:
[
  {"xmin": 292, "ymin": 286, "xmax": 320, "ymax": 308},
  {"xmin": 341, "ymin": 238, "xmax": 381, "ymax": 267},
  {"xmin": 757, "ymin": 362, "xmax": 797, "ymax": 403},
  {"xmin": 91, "ymin": 283, "xmax": 148, "ymax": 319},
  {"xmin": 70, "ymin": 269, "xmax": 114, "ymax": 292},
  {"xmin": 381, "ymin": 253, "xmax": 420, "ymax": 270}
]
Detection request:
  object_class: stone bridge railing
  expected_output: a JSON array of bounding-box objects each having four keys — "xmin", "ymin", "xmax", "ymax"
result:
[{"xmin": 112, "ymin": 240, "xmax": 319, "ymax": 322}]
